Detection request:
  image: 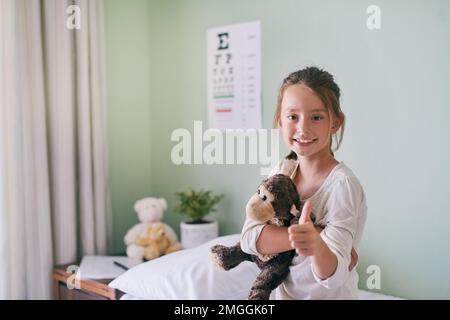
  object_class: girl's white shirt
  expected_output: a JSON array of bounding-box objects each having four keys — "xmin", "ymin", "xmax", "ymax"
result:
[{"xmin": 240, "ymin": 159, "xmax": 367, "ymax": 300}]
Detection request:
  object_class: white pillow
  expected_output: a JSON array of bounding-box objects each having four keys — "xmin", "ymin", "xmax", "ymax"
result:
[{"xmin": 108, "ymin": 234, "xmax": 260, "ymax": 299}]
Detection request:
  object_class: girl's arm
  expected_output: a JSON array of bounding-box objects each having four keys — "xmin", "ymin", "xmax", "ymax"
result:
[
  {"xmin": 255, "ymin": 225, "xmax": 291, "ymax": 254},
  {"xmin": 258, "ymin": 218, "xmax": 359, "ymax": 277},
  {"xmin": 256, "ymin": 224, "xmax": 329, "ymax": 255},
  {"xmin": 310, "ymin": 238, "xmax": 338, "ymax": 280}
]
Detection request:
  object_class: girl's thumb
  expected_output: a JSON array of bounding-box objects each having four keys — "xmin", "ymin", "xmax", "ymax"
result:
[{"xmin": 299, "ymin": 200, "xmax": 312, "ymax": 224}]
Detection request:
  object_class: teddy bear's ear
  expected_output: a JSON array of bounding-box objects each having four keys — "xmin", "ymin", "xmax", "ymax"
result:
[
  {"xmin": 159, "ymin": 198, "xmax": 167, "ymax": 211},
  {"xmin": 134, "ymin": 199, "xmax": 143, "ymax": 212}
]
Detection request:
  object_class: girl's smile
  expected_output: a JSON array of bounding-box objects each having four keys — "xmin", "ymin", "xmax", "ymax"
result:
[{"xmin": 293, "ymin": 138, "xmax": 318, "ymax": 148}]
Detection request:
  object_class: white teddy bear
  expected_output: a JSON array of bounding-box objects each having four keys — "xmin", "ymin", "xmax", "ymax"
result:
[{"xmin": 124, "ymin": 197, "xmax": 180, "ymax": 261}]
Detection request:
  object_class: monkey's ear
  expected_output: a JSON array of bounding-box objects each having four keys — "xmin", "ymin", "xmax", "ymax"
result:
[{"xmin": 290, "ymin": 204, "xmax": 300, "ymax": 216}]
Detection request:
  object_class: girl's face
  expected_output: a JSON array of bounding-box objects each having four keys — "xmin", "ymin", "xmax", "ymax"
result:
[{"xmin": 279, "ymin": 84, "xmax": 339, "ymax": 159}]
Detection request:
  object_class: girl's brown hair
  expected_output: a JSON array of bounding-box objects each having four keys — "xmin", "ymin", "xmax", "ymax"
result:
[{"xmin": 273, "ymin": 66, "xmax": 346, "ymax": 159}]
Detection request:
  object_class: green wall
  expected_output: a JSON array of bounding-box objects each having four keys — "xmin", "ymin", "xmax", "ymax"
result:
[
  {"xmin": 105, "ymin": 0, "xmax": 153, "ymax": 254},
  {"xmin": 105, "ymin": 0, "xmax": 450, "ymax": 299}
]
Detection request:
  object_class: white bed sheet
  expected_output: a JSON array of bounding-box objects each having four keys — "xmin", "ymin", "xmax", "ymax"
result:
[
  {"xmin": 120, "ymin": 289, "xmax": 403, "ymax": 300},
  {"xmin": 111, "ymin": 234, "xmax": 404, "ymax": 301}
]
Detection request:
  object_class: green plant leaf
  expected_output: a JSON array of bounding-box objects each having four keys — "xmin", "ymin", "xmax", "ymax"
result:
[{"xmin": 174, "ymin": 189, "xmax": 224, "ymax": 222}]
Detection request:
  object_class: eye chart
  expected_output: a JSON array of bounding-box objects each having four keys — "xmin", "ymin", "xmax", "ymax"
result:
[{"xmin": 207, "ymin": 21, "xmax": 262, "ymax": 130}]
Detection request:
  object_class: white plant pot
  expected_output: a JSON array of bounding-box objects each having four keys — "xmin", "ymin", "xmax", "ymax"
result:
[{"xmin": 180, "ymin": 220, "xmax": 218, "ymax": 249}]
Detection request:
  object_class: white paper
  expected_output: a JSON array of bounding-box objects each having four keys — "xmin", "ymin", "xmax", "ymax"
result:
[
  {"xmin": 207, "ymin": 21, "xmax": 262, "ymax": 130},
  {"xmin": 77, "ymin": 255, "xmax": 141, "ymax": 280}
]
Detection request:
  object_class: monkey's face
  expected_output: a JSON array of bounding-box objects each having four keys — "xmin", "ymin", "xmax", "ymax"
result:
[{"xmin": 246, "ymin": 184, "xmax": 276, "ymax": 222}]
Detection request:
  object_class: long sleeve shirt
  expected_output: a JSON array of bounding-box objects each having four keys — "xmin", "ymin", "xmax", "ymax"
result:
[{"xmin": 240, "ymin": 159, "xmax": 367, "ymax": 299}]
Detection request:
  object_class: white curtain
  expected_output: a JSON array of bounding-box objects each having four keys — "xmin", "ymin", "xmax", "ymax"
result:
[{"xmin": 0, "ymin": 0, "xmax": 112, "ymax": 299}]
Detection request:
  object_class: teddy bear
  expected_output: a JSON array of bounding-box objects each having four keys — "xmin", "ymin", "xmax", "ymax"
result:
[
  {"xmin": 124, "ymin": 197, "xmax": 181, "ymax": 261},
  {"xmin": 210, "ymin": 161, "xmax": 311, "ymax": 300},
  {"xmin": 135, "ymin": 222, "xmax": 181, "ymax": 260}
]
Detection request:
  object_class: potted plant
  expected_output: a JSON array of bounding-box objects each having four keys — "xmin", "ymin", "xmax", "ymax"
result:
[{"xmin": 174, "ymin": 189, "xmax": 224, "ymax": 249}]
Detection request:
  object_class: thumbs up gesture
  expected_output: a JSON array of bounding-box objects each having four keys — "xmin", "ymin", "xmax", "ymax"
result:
[
  {"xmin": 299, "ymin": 200, "xmax": 313, "ymax": 224},
  {"xmin": 288, "ymin": 200, "xmax": 323, "ymax": 256}
]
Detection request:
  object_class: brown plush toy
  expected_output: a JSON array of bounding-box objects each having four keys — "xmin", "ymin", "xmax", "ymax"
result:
[{"xmin": 210, "ymin": 172, "xmax": 309, "ymax": 300}]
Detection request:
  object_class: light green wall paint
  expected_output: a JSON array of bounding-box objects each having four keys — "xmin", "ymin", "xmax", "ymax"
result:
[
  {"xmin": 105, "ymin": 0, "xmax": 153, "ymax": 253},
  {"xmin": 105, "ymin": 0, "xmax": 450, "ymax": 299}
]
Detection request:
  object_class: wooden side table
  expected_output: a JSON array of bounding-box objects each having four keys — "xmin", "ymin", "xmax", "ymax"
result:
[{"xmin": 52, "ymin": 263, "xmax": 125, "ymax": 300}]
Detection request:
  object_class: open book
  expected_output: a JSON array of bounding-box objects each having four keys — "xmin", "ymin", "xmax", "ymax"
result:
[{"xmin": 77, "ymin": 255, "xmax": 141, "ymax": 280}]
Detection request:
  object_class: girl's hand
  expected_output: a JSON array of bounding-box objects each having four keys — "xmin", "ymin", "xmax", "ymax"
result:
[
  {"xmin": 349, "ymin": 247, "xmax": 358, "ymax": 271},
  {"xmin": 290, "ymin": 200, "xmax": 360, "ymax": 270},
  {"xmin": 288, "ymin": 200, "xmax": 323, "ymax": 256}
]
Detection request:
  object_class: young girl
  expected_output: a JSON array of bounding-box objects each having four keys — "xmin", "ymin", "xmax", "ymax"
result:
[{"xmin": 240, "ymin": 66, "xmax": 367, "ymax": 299}]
